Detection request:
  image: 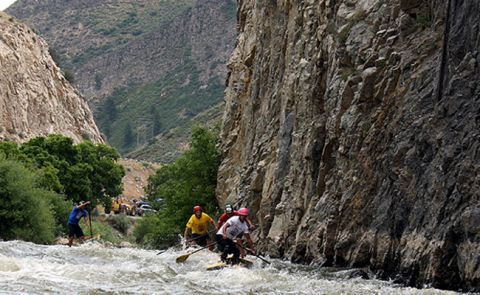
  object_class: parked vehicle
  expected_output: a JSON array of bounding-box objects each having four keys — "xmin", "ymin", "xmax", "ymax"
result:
[{"xmin": 136, "ymin": 204, "xmax": 157, "ymax": 216}]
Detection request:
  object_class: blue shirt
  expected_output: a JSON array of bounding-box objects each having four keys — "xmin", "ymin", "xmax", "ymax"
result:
[{"xmin": 67, "ymin": 207, "xmax": 87, "ymax": 225}]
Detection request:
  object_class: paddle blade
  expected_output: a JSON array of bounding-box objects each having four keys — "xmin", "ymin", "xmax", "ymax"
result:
[{"xmin": 176, "ymin": 254, "xmax": 190, "ymax": 263}]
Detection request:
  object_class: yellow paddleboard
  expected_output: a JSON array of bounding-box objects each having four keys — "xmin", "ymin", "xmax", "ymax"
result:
[
  {"xmin": 206, "ymin": 258, "xmax": 253, "ymax": 271},
  {"xmin": 84, "ymin": 233, "xmax": 101, "ymax": 241},
  {"xmin": 206, "ymin": 262, "xmax": 228, "ymax": 271}
]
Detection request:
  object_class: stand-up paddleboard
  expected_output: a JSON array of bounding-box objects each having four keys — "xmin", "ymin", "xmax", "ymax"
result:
[
  {"xmin": 57, "ymin": 233, "xmax": 101, "ymax": 246},
  {"xmin": 206, "ymin": 262, "xmax": 227, "ymax": 271},
  {"xmin": 83, "ymin": 233, "xmax": 101, "ymax": 241},
  {"xmin": 206, "ymin": 258, "xmax": 253, "ymax": 271}
]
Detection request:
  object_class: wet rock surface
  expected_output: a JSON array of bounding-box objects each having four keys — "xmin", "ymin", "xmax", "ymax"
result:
[{"xmin": 217, "ymin": 0, "xmax": 479, "ymax": 291}]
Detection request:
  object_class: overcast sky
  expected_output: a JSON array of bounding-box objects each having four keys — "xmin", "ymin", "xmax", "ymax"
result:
[{"xmin": 0, "ymin": 0, "xmax": 17, "ymax": 11}]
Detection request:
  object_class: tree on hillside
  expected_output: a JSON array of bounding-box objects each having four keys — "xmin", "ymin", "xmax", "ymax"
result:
[
  {"xmin": 123, "ymin": 122, "xmax": 135, "ymax": 148},
  {"xmin": 135, "ymin": 125, "xmax": 220, "ymax": 248},
  {"xmin": 104, "ymin": 96, "xmax": 117, "ymax": 122},
  {"xmin": 99, "ymin": 96, "xmax": 117, "ymax": 138},
  {"xmin": 0, "ymin": 159, "xmax": 70, "ymax": 244},
  {"xmin": 95, "ymin": 73, "xmax": 103, "ymax": 90},
  {"xmin": 151, "ymin": 106, "xmax": 162, "ymax": 136},
  {"xmin": 0, "ymin": 135, "xmax": 124, "ymax": 208},
  {"xmin": 75, "ymin": 141, "xmax": 124, "ymax": 207}
]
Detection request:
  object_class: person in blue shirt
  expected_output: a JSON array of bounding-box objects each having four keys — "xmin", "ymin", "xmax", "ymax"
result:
[{"xmin": 67, "ymin": 200, "xmax": 91, "ymax": 247}]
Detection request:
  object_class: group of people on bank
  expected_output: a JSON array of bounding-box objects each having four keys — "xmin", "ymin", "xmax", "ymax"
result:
[{"xmin": 184, "ymin": 204, "xmax": 256, "ymax": 264}]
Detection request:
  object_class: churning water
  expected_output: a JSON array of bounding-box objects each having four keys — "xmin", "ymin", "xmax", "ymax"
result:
[{"xmin": 0, "ymin": 240, "xmax": 459, "ymax": 294}]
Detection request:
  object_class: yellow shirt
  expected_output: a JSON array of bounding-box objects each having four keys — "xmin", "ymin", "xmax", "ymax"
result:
[{"xmin": 186, "ymin": 213, "xmax": 213, "ymax": 234}]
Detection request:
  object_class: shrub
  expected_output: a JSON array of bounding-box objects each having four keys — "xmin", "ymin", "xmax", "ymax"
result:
[
  {"xmin": 0, "ymin": 159, "xmax": 65, "ymax": 244},
  {"xmin": 134, "ymin": 213, "xmax": 179, "ymax": 249},
  {"xmin": 3, "ymin": 135, "xmax": 124, "ymax": 210},
  {"xmin": 107, "ymin": 214, "xmax": 132, "ymax": 234},
  {"xmin": 88, "ymin": 220, "xmax": 122, "ymax": 245},
  {"xmin": 48, "ymin": 47, "xmax": 61, "ymax": 66},
  {"xmin": 132, "ymin": 30, "xmax": 143, "ymax": 36},
  {"xmin": 63, "ymin": 70, "xmax": 75, "ymax": 83},
  {"xmin": 134, "ymin": 125, "xmax": 220, "ymax": 248},
  {"xmin": 40, "ymin": 189, "xmax": 71, "ymax": 236},
  {"xmin": 94, "ymin": 73, "xmax": 103, "ymax": 90}
]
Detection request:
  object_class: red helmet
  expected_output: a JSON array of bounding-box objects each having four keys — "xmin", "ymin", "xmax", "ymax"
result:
[
  {"xmin": 193, "ymin": 206, "xmax": 202, "ymax": 213},
  {"xmin": 238, "ymin": 208, "xmax": 249, "ymax": 216}
]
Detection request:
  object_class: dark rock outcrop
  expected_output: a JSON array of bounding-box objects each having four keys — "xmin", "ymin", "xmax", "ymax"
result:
[{"xmin": 217, "ymin": 0, "xmax": 479, "ymax": 291}]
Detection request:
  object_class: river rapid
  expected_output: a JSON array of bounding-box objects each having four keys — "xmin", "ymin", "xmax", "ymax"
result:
[{"xmin": 0, "ymin": 240, "xmax": 461, "ymax": 294}]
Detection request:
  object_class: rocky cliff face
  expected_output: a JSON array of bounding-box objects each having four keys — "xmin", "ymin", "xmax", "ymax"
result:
[
  {"xmin": 0, "ymin": 12, "xmax": 103, "ymax": 143},
  {"xmin": 217, "ymin": 0, "xmax": 479, "ymax": 291}
]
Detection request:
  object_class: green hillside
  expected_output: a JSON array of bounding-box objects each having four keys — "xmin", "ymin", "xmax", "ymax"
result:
[
  {"xmin": 8, "ymin": 0, "xmax": 236, "ymax": 162},
  {"xmin": 98, "ymin": 60, "xmax": 224, "ymax": 155}
]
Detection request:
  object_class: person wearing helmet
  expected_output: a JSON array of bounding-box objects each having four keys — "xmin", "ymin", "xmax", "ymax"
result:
[
  {"xmin": 217, "ymin": 204, "xmax": 256, "ymax": 231},
  {"xmin": 184, "ymin": 205, "xmax": 216, "ymax": 250},
  {"xmin": 216, "ymin": 207, "xmax": 256, "ymax": 264},
  {"xmin": 216, "ymin": 204, "xmax": 235, "ymax": 230}
]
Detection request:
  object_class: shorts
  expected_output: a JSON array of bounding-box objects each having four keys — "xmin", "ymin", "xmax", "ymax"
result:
[
  {"xmin": 215, "ymin": 234, "xmax": 225, "ymax": 250},
  {"xmin": 217, "ymin": 236, "xmax": 240, "ymax": 263},
  {"xmin": 68, "ymin": 223, "xmax": 84, "ymax": 238},
  {"xmin": 191, "ymin": 233, "xmax": 208, "ymax": 247}
]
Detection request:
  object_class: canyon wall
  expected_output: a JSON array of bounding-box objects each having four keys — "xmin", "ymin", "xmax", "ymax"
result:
[{"xmin": 217, "ymin": 0, "xmax": 479, "ymax": 291}]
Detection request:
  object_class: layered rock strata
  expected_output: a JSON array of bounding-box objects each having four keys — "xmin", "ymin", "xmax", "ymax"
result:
[
  {"xmin": 217, "ymin": 0, "xmax": 479, "ymax": 291},
  {"xmin": 0, "ymin": 12, "xmax": 103, "ymax": 143}
]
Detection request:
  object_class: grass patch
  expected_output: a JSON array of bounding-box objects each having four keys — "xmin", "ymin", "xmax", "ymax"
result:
[
  {"xmin": 107, "ymin": 214, "xmax": 133, "ymax": 234},
  {"xmin": 84, "ymin": 219, "xmax": 123, "ymax": 245}
]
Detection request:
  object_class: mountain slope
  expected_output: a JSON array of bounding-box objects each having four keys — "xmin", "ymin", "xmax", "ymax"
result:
[
  {"xmin": 8, "ymin": 0, "xmax": 236, "ymax": 160},
  {"xmin": 0, "ymin": 11, "xmax": 102, "ymax": 144},
  {"xmin": 217, "ymin": 0, "xmax": 479, "ymax": 291}
]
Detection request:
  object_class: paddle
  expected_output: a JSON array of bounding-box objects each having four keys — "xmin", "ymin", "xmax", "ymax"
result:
[
  {"xmin": 243, "ymin": 247, "xmax": 271, "ymax": 264},
  {"xmin": 175, "ymin": 242, "xmax": 216, "ymax": 263},
  {"xmin": 88, "ymin": 208, "xmax": 93, "ymax": 238},
  {"xmin": 83, "ymin": 206, "xmax": 101, "ymax": 241}
]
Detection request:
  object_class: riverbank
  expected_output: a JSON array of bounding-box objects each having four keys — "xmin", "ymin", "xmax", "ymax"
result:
[{"xmin": 56, "ymin": 214, "xmax": 138, "ymax": 248}]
